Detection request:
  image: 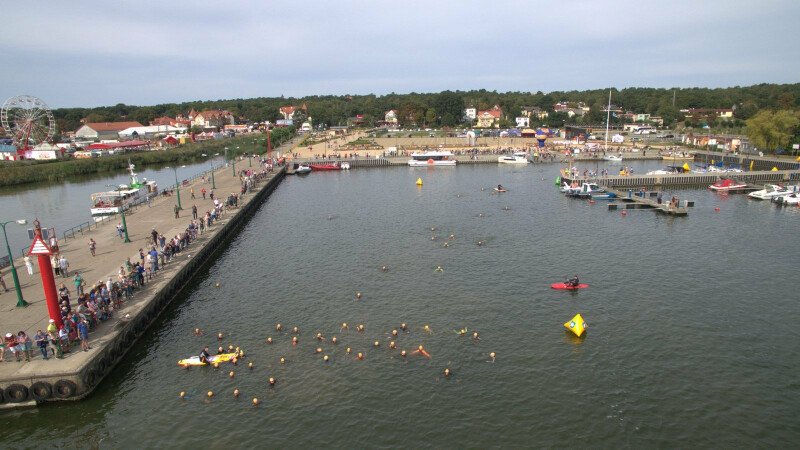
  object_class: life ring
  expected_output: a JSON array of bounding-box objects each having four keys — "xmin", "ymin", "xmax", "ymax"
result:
[
  {"xmin": 31, "ymin": 381, "xmax": 53, "ymax": 401},
  {"xmin": 4, "ymin": 384, "xmax": 30, "ymax": 403},
  {"xmin": 83, "ymin": 368, "xmax": 100, "ymax": 388},
  {"xmin": 53, "ymin": 380, "xmax": 78, "ymax": 399}
]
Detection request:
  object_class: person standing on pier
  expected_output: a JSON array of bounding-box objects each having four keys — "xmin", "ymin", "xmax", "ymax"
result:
[
  {"xmin": 192, "ymin": 204, "xmax": 198, "ymax": 220},
  {"xmin": 78, "ymin": 318, "xmax": 90, "ymax": 352},
  {"xmin": 58, "ymin": 255, "xmax": 70, "ymax": 278},
  {"xmin": 190, "ymin": 188, "xmax": 195, "ymax": 199},
  {"xmin": 88, "ymin": 238, "xmax": 97, "ymax": 257},
  {"xmin": 116, "ymin": 223, "xmax": 125, "ymax": 239},
  {"xmin": 24, "ymin": 256, "xmax": 34, "ymax": 276},
  {"xmin": 174, "ymin": 204, "xmax": 180, "ymax": 219},
  {"xmin": 74, "ymin": 272, "xmax": 85, "ymax": 296}
]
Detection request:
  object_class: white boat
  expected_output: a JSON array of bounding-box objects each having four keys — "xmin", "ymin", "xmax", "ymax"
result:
[
  {"xmin": 498, "ymin": 152, "xmax": 529, "ymax": 165},
  {"xmin": 90, "ymin": 163, "xmax": 157, "ymax": 218},
  {"xmin": 294, "ymin": 164, "xmax": 311, "ymax": 174},
  {"xmin": 408, "ymin": 151, "xmax": 456, "ymax": 166},
  {"xmin": 565, "ymin": 182, "xmax": 605, "ymax": 197},
  {"xmin": 773, "ymin": 192, "xmax": 800, "ymax": 206},
  {"xmin": 748, "ymin": 184, "xmax": 798, "ymax": 200},
  {"xmin": 603, "ymin": 154, "xmax": 623, "ymax": 162}
]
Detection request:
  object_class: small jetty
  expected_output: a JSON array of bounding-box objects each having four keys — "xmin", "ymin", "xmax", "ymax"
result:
[{"xmin": 604, "ymin": 187, "xmax": 691, "ymax": 216}]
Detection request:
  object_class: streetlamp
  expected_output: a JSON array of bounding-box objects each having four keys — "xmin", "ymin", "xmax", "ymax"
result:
[
  {"xmin": 233, "ymin": 146, "xmax": 239, "ymax": 176},
  {"xmin": 251, "ymin": 139, "xmax": 256, "ymax": 167},
  {"xmin": 166, "ymin": 166, "xmax": 182, "ymax": 210},
  {"xmin": 1, "ymin": 219, "xmax": 28, "ymax": 307},
  {"xmin": 210, "ymin": 160, "xmax": 217, "ymax": 189},
  {"xmin": 107, "ymin": 185, "xmax": 131, "ymax": 243}
]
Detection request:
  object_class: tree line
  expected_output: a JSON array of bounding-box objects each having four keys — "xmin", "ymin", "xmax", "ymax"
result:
[{"xmin": 51, "ymin": 83, "xmax": 800, "ymax": 134}]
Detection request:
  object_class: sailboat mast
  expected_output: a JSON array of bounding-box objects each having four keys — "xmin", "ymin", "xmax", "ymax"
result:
[{"xmin": 604, "ymin": 89, "xmax": 611, "ymax": 153}]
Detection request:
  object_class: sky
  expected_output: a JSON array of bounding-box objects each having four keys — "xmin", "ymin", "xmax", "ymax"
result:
[{"xmin": 1, "ymin": 0, "xmax": 799, "ymax": 109}]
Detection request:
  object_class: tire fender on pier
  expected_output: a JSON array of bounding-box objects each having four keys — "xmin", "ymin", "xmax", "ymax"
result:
[
  {"xmin": 4, "ymin": 384, "xmax": 30, "ymax": 403},
  {"xmin": 83, "ymin": 368, "xmax": 100, "ymax": 388},
  {"xmin": 53, "ymin": 380, "xmax": 78, "ymax": 399},
  {"xmin": 31, "ymin": 381, "xmax": 53, "ymax": 401}
]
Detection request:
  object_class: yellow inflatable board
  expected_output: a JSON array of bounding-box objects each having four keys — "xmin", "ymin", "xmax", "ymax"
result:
[
  {"xmin": 416, "ymin": 178, "xmax": 423, "ymax": 186},
  {"xmin": 771, "ymin": 167, "xmax": 778, "ymax": 171},
  {"xmin": 178, "ymin": 352, "xmax": 238, "ymax": 367},
  {"xmin": 564, "ymin": 313, "xmax": 587, "ymax": 337}
]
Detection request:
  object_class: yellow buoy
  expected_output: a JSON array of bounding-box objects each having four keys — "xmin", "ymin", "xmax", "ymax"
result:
[
  {"xmin": 416, "ymin": 178, "xmax": 423, "ymax": 186},
  {"xmin": 564, "ymin": 313, "xmax": 587, "ymax": 337},
  {"xmin": 771, "ymin": 166, "xmax": 779, "ymax": 171}
]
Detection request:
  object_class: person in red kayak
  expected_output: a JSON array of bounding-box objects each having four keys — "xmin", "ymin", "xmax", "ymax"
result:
[{"xmin": 567, "ymin": 274, "xmax": 580, "ymax": 287}]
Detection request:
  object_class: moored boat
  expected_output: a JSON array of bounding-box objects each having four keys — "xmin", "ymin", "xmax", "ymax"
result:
[
  {"xmin": 603, "ymin": 154, "xmax": 623, "ymax": 162},
  {"xmin": 310, "ymin": 161, "xmax": 349, "ymax": 171},
  {"xmin": 747, "ymin": 184, "xmax": 798, "ymax": 200},
  {"xmin": 708, "ymin": 178, "xmax": 747, "ymax": 191},
  {"xmin": 498, "ymin": 152, "xmax": 529, "ymax": 165},
  {"xmin": 90, "ymin": 163, "xmax": 157, "ymax": 218},
  {"xmin": 294, "ymin": 163, "xmax": 311, "ymax": 174},
  {"xmin": 408, "ymin": 151, "xmax": 456, "ymax": 166},
  {"xmin": 773, "ymin": 192, "xmax": 800, "ymax": 206},
  {"xmin": 565, "ymin": 182, "xmax": 605, "ymax": 197}
]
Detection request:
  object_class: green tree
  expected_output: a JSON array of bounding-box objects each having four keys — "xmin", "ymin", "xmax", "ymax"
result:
[
  {"xmin": 745, "ymin": 110, "xmax": 800, "ymax": 152},
  {"xmin": 434, "ymin": 91, "xmax": 464, "ymax": 126},
  {"xmin": 425, "ymin": 108, "xmax": 437, "ymax": 126}
]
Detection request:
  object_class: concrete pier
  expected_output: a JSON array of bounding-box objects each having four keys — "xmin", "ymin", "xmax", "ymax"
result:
[{"xmin": 0, "ymin": 142, "xmax": 294, "ymax": 406}]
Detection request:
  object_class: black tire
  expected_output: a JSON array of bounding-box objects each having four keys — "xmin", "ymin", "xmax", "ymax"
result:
[
  {"xmin": 4, "ymin": 384, "xmax": 30, "ymax": 403},
  {"xmin": 30, "ymin": 381, "xmax": 53, "ymax": 401},
  {"xmin": 83, "ymin": 368, "xmax": 100, "ymax": 388},
  {"xmin": 53, "ymin": 380, "xmax": 77, "ymax": 399}
]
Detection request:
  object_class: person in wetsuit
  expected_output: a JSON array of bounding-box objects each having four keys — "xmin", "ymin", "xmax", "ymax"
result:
[
  {"xmin": 567, "ymin": 274, "xmax": 580, "ymax": 287},
  {"xmin": 199, "ymin": 346, "xmax": 212, "ymax": 364}
]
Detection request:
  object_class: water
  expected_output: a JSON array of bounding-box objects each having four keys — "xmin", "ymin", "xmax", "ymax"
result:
[
  {"xmin": 0, "ymin": 157, "xmax": 227, "ymax": 255},
  {"xmin": 2, "ymin": 163, "xmax": 799, "ymax": 448}
]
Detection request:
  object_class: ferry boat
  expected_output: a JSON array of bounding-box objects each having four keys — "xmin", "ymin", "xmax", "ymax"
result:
[
  {"xmin": 497, "ymin": 152, "xmax": 529, "ymax": 165},
  {"xmin": 90, "ymin": 163, "xmax": 157, "ymax": 218},
  {"xmin": 708, "ymin": 178, "xmax": 747, "ymax": 192},
  {"xmin": 408, "ymin": 151, "xmax": 456, "ymax": 167}
]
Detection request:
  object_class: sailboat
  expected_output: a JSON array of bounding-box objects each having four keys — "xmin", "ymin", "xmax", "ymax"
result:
[{"xmin": 601, "ymin": 90, "xmax": 620, "ymax": 162}]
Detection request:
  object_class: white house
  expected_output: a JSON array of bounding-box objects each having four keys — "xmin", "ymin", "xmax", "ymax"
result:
[
  {"xmin": 385, "ymin": 110, "xmax": 398, "ymax": 125},
  {"xmin": 464, "ymin": 107, "xmax": 477, "ymax": 121},
  {"xmin": 515, "ymin": 117, "xmax": 530, "ymax": 128}
]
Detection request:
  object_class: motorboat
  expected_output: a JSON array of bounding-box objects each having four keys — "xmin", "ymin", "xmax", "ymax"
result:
[
  {"xmin": 748, "ymin": 184, "xmax": 798, "ymax": 200},
  {"xmin": 498, "ymin": 152, "xmax": 529, "ymax": 164},
  {"xmin": 708, "ymin": 178, "xmax": 748, "ymax": 191},
  {"xmin": 662, "ymin": 151, "xmax": 694, "ymax": 161},
  {"xmin": 294, "ymin": 163, "xmax": 311, "ymax": 174},
  {"xmin": 90, "ymin": 162, "xmax": 157, "ymax": 218},
  {"xmin": 310, "ymin": 161, "xmax": 350, "ymax": 171},
  {"xmin": 408, "ymin": 151, "xmax": 456, "ymax": 166},
  {"xmin": 590, "ymin": 192, "xmax": 618, "ymax": 200},
  {"xmin": 603, "ymin": 154, "xmax": 623, "ymax": 162},
  {"xmin": 773, "ymin": 192, "xmax": 800, "ymax": 206},
  {"xmin": 565, "ymin": 182, "xmax": 605, "ymax": 197}
]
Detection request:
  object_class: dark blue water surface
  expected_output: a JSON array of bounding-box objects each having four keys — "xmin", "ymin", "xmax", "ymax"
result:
[{"xmin": 2, "ymin": 163, "xmax": 799, "ymax": 448}]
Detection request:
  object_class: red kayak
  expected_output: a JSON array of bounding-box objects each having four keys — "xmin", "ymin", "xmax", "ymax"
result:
[{"xmin": 550, "ymin": 282, "xmax": 589, "ymax": 290}]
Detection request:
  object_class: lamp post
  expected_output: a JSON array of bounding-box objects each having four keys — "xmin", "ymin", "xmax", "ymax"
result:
[
  {"xmin": 233, "ymin": 146, "xmax": 239, "ymax": 176},
  {"xmin": 1, "ymin": 219, "xmax": 28, "ymax": 307},
  {"xmin": 167, "ymin": 166, "xmax": 182, "ymax": 210},
  {"xmin": 107, "ymin": 185, "xmax": 131, "ymax": 243},
  {"xmin": 251, "ymin": 139, "xmax": 256, "ymax": 167},
  {"xmin": 210, "ymin": 161, "xmax": 217, "ymax": 189}
]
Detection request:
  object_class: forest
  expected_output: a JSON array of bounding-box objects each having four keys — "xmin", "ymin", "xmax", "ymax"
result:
[{"xmin": 51, "ymin": 83, "xmax": 800, "ymax": 134}]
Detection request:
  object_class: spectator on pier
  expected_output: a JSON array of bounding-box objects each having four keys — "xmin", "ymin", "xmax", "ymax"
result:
[
  {"xmin": 35, "ymin": 330, "xmax": 49, "ymax": 360},
  {"xmin": 0, "ymin": 272, "xmax": 7, "ymax": 293},
  {"xmin": 58, "ymin": 255, "xmax": 70, "ymax": 278},
  {"xmin": 74, "ymin": 272, "xmax": 85, "ymax": 296},
  {"xmin": 88, "ymin": 238, "xmax": 97, "ymax": 257},
  {"xmin": 78, "ymin": 318, "xmax": 90, "ymax": 352}
]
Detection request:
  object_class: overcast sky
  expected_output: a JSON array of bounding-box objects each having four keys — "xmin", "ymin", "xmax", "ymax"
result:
[{"xmin": 2, "ymin": 0, "xmax": 798, "ymax": 108}]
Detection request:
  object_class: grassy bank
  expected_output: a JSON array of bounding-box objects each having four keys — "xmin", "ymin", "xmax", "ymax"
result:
[{"xmin": 0, "ymin": 128, "xmax": 295, "ymax": 187}]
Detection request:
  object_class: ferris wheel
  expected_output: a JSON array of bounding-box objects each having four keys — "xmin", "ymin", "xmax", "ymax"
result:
[{"xmin": 1, "ymin": 95, "xmax": 55, "ymax": 148}]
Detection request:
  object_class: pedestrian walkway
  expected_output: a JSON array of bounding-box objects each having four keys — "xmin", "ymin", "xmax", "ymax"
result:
[{"xmin": 0, "ymin": 154, "xmax": 278, "ymax": 380}]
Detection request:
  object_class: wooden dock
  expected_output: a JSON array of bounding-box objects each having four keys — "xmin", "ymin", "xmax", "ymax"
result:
[{"xmin": 603, "ymin": 187, "xmax": 691, "ymax": 216}]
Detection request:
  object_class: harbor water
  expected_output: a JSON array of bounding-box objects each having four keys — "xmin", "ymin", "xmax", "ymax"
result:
[{"xmin": 2, "ymin": 163, "xmax": 799, "ymax": 447}]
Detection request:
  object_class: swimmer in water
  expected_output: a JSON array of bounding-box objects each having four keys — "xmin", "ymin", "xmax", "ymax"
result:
[
  {"xmin": 449, "ymin": 234, "xmax": 455, "ymax": 240},
  {"xmin": 217, "ymin": 346, "xmax": 224, "ymax": 354},
  {"xmin": 412, "ymin": 345, "xmax": 432, "ymax": 359},
  {"xmin": 381, "ymin": 265, "xmax": 389, "ymax": 272},
  {"xmin": 478, "ymin": 213, "xmax": 485, "ymax": 218},
  {"xmin": 292, "ymin": 336, "xmax": 298, "ymax": 345},
  {"xmin": 356, "ymin": 292, "xmax": 362, "ymax": 299},
  {"xmin": 315, "ymin": 347, "xmax": 323, "ymax": 354},
  {"xmin": 266, "ymin": 337, "xmax": 273, "ymax": 344},
  {"xmin": 434, "ymin": 265, "xmax": 444, "ymax": 272},
  {"xmin": 389, "ymin": 341, "xmax": 396, "ymax": 349},
  {"xmin": 292, "ymin": 326, "xmax": 299, "ymax": 334},
  {"xmin": 357, "ymin": 352, "xmax": 364, "ymax": 360},
  {"xmin": 430, "ymin": 227, "xmax": 436, "ymax": 232},
  {"xmin": 472, "ymin": 331, "xmax": 480, "ymax": 341},
  {"xmin": 391, "ymin": 329, "xmax": 398, "ymax": 337},
  {"xmin": 430, "ymin": 235, "xmax": 437, "ymax": 241},
  {"xmin": 476, "ymin": 240, "xmax": 485, "ymax": 246},
  {"xmin": 423, "ymin": 325, "xmax": 433, "ymax": 334},
  {"xmin": 346, "ymin": 347, "xmax": 352, "ymax": 354},
  {"xmin": 341, "ymin": 322, "xmax": 348, "ymax": 331},
  {"xmin": 357, "ymin": 324, "xmax": 365, "ymax": 333},
  {"xmin": 194, "ymin": 328, "xmax": 203, "ymax": 336},
  {"xmin": 316, "ymin": 332, "xmax": 324, "ymax": 341},
  {"xmin": 400, "ymin": 350, "xmax": 407, "ymax": 358},
  {"xmin": 331, "ymin": 336, "xmax": 338, "ymax": 344},
  {"xmin": 400, "ymin": 323, "xmax": 408, "ymax": 331},
  {"xmin": 443, "ymin": 368, "xmax": 451, "ymax": 377},
  {"xmin": 489, "ymin": 352, "xmax": 496, "ymax": 363},
  {"xmin": 280, "ymin": 357, "xmax": 285, "ymax": 364},
  {"xmin": 455, "ymin": 327, "xmax": 467, "ymax": 336},
  {"xmin": 276, "ymin": 323, "xmax": 282, "ymax": 332},
  {"xmin": 443, "ymin": 242, "xmax": 449, "ymax": 248}
]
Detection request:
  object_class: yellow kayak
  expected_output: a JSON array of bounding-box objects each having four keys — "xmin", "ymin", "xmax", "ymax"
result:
[{"xmin": 178, "ymin": 352, "xmax": 238, "ymax": 367}]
